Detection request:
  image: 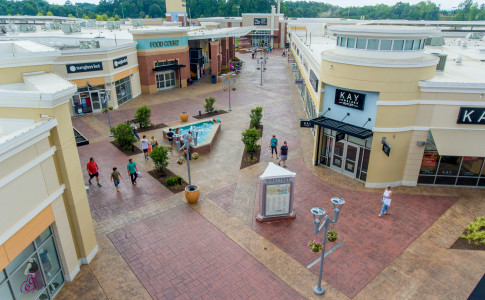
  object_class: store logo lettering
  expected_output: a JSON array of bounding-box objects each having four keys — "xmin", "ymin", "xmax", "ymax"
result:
[
  {"xmin": 334, "ymin": 89, "xmax": 366, "ymax": 111},
  {"xmin": 149, "ymin": 40, "xmax": 180, "ymax": 48},
  {"xmin": 457, "ymin": 107, "xmax": 485, "ymax": 124}
]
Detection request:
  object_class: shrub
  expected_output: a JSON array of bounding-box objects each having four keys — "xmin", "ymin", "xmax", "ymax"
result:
[
  {"xmin": 135, "ymin": 105, "xmax": 152, "ymax": 128},
  {"xmin": 204, "ymin": 97, "xmax": 216, "ymax": 114},
  {"xmin": 166, "ymin": 176, "xmax": 184, "ymax": 186},
  {"xmin": 149, "ymin": 145, "xmax": 170, "ymax": 172},
  {"xmin": 231, "ymin": 57, "xmax": 240, "ymax": 61},
  {"xmin": 460, "ymin": 217, "xmax": 485, "ymax": 246},
  {"xmin": 241, "ymin": 128, "xmax": 261, "ymax": 160},
  {"xmin": 112, "ymin": 123, "xmax": 137, "ymax": 151},
  {"xmin": 249, "ymin": 106, "xmax": 263, "ymax": 128}
]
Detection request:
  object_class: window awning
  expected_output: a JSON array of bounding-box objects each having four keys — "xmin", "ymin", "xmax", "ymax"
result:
[
  {"xmin": 310, "ymin": 117, "xmax": 373, "ymax": 140},
  {"xmin": 430, "ymin": 129, "xmax": 485, "ymax": 157},
  {"xmin": 153, "ymin": 64, "xmax": 186, "ymax": 71}
]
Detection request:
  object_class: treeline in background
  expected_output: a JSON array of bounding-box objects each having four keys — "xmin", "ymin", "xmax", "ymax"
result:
[{"xmin": 0, "ymin": 0, "xmax": 483, "ymax": 21}]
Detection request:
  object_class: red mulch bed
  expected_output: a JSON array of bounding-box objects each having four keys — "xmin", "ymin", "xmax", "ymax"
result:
[
  {"xmin": 193, "ymin": 110, "xmax": 228, "ymax": 119},
  {"xmin": 137, "ymin": 123, "xmax": 168, "ymax": 133},
  {"xmin": 450, "ymin": 229, "xmax": 485, "ymax": 251},
  {"xmin": 147, "ymin": 168, "xmax": 188, "ymax": 193},
  {"xmin": 110, "ymin": 141, "xmax": 143, "ymax": 155}
]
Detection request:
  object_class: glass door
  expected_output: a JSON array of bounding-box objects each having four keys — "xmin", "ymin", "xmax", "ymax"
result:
[
  {"xmin": 331, "ymin": 141, "xmax": 345, "ymax": 172},
  {"xmin": 156, "ymin": 71, "xmax": 176, "ymax": 91},
  {"xmin": 90, "ymin": 91, "xmax": 102, "ymax": 113},
  {"xmin": 343, "ymin": 143, "xmax": 360, "ymax": 177}
]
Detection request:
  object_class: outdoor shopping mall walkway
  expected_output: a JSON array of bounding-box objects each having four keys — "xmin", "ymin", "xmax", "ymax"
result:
[{"xmin": 59, "ymin": 50, "xmax": 485, "ymax": 299}]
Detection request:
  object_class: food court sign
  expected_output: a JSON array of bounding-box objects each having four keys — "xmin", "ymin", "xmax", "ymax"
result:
[
  {"xmin": 457, "ymin": 107, "xmax": 485, "ymax": 124},
  {"xmin": 135, "ymin": 37, "xmax": 188, "ymax": 50}
]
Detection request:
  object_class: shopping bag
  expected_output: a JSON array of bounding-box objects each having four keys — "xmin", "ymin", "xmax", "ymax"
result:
[
  {"xmin": 148, "ymin": 145, "xmax": 152, "ymax": 154},
  {"xmin": 383, "ymin": 198, "xmax": 391, "ymax": 206},
  {"xmin": 136, "ymin": 171, "xmax": 142, "ymax": 178}
]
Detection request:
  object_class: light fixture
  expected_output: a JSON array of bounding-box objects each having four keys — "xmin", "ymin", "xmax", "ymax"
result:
[
  {"xmin": 417, "ymin": 141, "xmax": 425, "ymax": 146},
  {"xmin": 381, "ymin": 137, "xmax": 387, "ymax": 144},
  {"xmin": 329, "ymin": 65, "xmax": 333, "ymax": 69}
]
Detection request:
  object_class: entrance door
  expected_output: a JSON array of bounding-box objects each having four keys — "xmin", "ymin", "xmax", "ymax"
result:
[
  {"xmin": 331, "ymin": 140, "xmax": 345, "ymax": 172},
  {"xmin": 156, "ymin": 70, "xmax": 176, "ymax": 91},
  {"xmin": 343, "ymin": 143, "xmax": 360, "ymax": 177},
  {"xmin": 90, "ymin": 91, "xmax": 102, "ymax": 113}
]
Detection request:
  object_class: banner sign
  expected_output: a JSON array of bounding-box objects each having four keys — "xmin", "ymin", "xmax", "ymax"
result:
[
  {"xmin": 382, "ymin": 143, "xmax": 391, "ymax": 157},
  {"xmin": 295, "ymin": 79, "xmax": 304, "ymax": 84},
  {"xmin": 457, "ymin": 107, "xmax": 485, "ymax": 124},
  {"xmin": 335, "ymin": 88, "xmax": 366, "ymax": 110},
  {"xmin": 66, "ymin": 62, "xmax": 103, "ymax": 74},
  {"xmin": 254, "ymin": 18, "xmax": 268, "ymax": 25},
  {"xmin": 300, "ymin": 120, "xmax": 313, "ymax": 128},
  {"xmin": 113, "ymin": 56, "xmax": 128, "ymax": 69},
  {"xmin": 135, "ymin": 37, "xmax": 188, "ymax": 50},
  {"xmin": 309, "ymin": 70, "xmax": 318, "ymax": 92}
]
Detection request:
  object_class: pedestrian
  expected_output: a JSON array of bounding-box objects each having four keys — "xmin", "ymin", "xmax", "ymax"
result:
[
  {"xmin": 141, "ymin": 135, "xmax": 150, "ymax": 160},
  {"xmin": 110, "ymin": 167, "xmax": 123, "ymax": 192},
  {"xmin": 183, "ymin": 131, "xmax": 192, "ymax": 144},
  {"xmin": 150, "ymin": 136, "xmax": 158, "ymax": 150},
  {"xmin": 87, "ymin": 157, "xmax": 102, "ymax": 187},
  {"xmin": 166, "ymin": 128, "xmax": 175, "ymax": 146},
  {"xmin": 282, "ymin": 49, "xmax": 285, "ymax": 57},
  {"xmin": 270, "ymin": 46, "xmax": 273, "ymax": 53},
  {"xmin": 378, "ymin": 186, "xmax": 392, "ymax": 218},
  {"xmin": 270, "ymin": 135, "xmax": 278, "ymax": 159},
  {"xmin": 127, "ymin": 158, "xmax": 138, "ymax": 186},
  {"xmin": 130, "ymin": 120, "xmax": 140, "ymax": 141},
  {"xmin": 278, "ymin": 141, "xmax": 288, "ymax": 168}
]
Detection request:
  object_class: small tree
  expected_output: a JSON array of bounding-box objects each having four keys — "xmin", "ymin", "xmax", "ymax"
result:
[
  {"xmin": 241, "ymin": 128, "xmax": 261, "ymax": 160},
  {"xmin": 135, "ymin": 105, "xmax": 152, "ymax": 128},
  {"xmin": 204, "ymin": 97, "xmax": 216, "ymax": 114},
  {"xmin": 249, "ymin": 106, "xmax": 263, "ymax": 128},
  {"xmin": 149, "ymin": 145, "xmax": 170, "ymax": 173},
  {"xmin": 112, "ymin": 123, "xmax": 137, "ymax": 151}
]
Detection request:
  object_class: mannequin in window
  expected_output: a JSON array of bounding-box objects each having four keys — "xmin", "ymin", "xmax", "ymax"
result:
[
  {"xmin": 23, "ymin": 258, "xmax": 43, "ymax": 290},
  {"xmin": 39, "ymin": 249, "xmax": 52, "ymax": 276}
]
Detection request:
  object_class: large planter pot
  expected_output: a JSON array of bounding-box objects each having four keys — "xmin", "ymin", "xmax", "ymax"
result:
[
  {"xmin": 185, "ymin": 185, "xmax": 200, "ymax": 204},
  {"xmin": 180, "ymin": 112, "xmax": 189, "ymax": 122}
]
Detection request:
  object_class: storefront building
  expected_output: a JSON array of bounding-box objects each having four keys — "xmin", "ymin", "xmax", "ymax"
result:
[
  {"xmin": 0, "ymin": 41, "xmax": 98, "ymax": 298},
  {"xmin": 289, "ymin": 25, "xmax": 485, "ymax": 188}
]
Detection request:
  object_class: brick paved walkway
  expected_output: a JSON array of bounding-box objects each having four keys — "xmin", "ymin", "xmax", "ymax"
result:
[
  {"xmin": 252, "ymin": 158, "xmax": 459, "ymax": 298},
  {"xmin": 77, "ymin": 140, "xmax": 172, "ymax": 221},
  {"xmin": 207, "ymin": 183, "xmax": 237, "ymax": 213},
  {"xmin": 108, "ymin": 205, "xmax": 303, "ymax": 300}
]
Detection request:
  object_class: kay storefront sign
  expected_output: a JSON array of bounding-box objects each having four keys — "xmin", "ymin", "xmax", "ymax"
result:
[
  {"xmin": 335, "ymin": 89, "xmax": 366, "ymax": 111},
  {"xmin": 457, "ymin": 107, "xmax": 485, "ymax": 124}
]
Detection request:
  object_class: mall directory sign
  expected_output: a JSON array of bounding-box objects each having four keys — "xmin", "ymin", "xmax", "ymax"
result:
[{"xmin": 335, "ymin": 88, "xmax": 366, "ymax": 110}]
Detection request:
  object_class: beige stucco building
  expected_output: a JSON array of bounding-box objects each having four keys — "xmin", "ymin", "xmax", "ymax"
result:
[
  {"xmin": 0, "ymin": 41, "xmax": 97, "ymax": 299},
  {"xmin": 289, "ymin": 24, "xmax": 485, "ymax": 188}
]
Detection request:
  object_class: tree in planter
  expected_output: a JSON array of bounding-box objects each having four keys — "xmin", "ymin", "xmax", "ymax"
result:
[
  {"xmin": 241, "ymin": 128, "xmax": 261, "ymax": 160},
  {"xmin": 249, "ymin": 106, "xmax": 263, "ymax": 129},
  {"xmin": 112, "ymin": 123, "xmax": 137, "ymax": 151},
  {"xmin": 135, "ymin": 105, "xmax": 152, "ymax": 128},
  {"xmin": 149, "ymin": 145, "xmax": 171, "ymax": 173},
  {"xmin": 204, "ymin": 97, "xmax": 216, "ymax": 114}
]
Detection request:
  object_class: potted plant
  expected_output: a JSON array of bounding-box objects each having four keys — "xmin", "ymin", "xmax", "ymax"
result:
[
  {"xmin": 309, "ymin": 240, "xmax": 323, "ymax": 253},
  {"xmin": 177, "ymin": 157, "xmax": 185, "ymax": 165},
  {"xmin": 185, "ymin": 185, "xmax": 200, "ymax": 204},
  {"xmin": 327, "ymin": 231, "xmax": 339, "ymax": 242},
  {"xmin": 263, "ymin": 67, "xmax": 267, "ymax": 70},
  {"xmin": 180, "ymin": 111, "xmax": 189, "ymax": 122},
  {"xmin": 191, "ymin": 152, "xmax": 199, "ymax": 160},
  {"xmin": 232, "ymin": 87, "xmax": 236, "ymax": 91},
  {"xmin": 257, "ymin": 67, "xmax": 261, "ymax": 70}
]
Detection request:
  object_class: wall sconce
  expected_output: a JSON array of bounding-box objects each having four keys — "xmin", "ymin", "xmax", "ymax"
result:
[
  {"xmin": 329, "ymin": 65, "xmax": 333, "ymax": 69},
  {"xmin": 381, "ymin": 137, "xmax": 386, "ymax": 144},
  {"xmin": 416, "ymin": 141, "xmax": 425, "ymax": 146}
]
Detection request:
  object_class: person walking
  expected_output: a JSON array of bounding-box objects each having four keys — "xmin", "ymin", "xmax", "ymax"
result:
[
  {"xmin": 278, "ymin": 141, "xmax": 289, "ymax": 168},
  {"xmin": 141, "ymin": 135, "xmax": 150, "ymax": 160},
  {"xmin": 282, "ymin": 49, "xmax": 286, "ymax": 57},
  {"xmin": 130, "ymin": 120, "xmax": 140, "ymax": 141},
  {"xmin": 127, "ymin": 158, "xmax": 138, "ymax": 186},
  {"xmin": 378, "ymin": 186, "xmax": 392, "ymax": 217},
  {"xmin": 183, "ymin": 131, "xmax": 192, "ymax": 144},
  {"xmin": 270, "ymin": 135, "xmax": 278, "ymax": 159},
  {"xmin": 87, "ymin": 157, "xmax": 102, "ymax": 187},
  {"xmin": 110, "ymin": 167, "xmax": 123, "ymax": 192},
  {"xmin": 150, "ymin": 136, "xmax": 159, "ymax": 150},
  {"xmin": 166, "ymin": 128, "xmax": 174, "ymax": 146}
]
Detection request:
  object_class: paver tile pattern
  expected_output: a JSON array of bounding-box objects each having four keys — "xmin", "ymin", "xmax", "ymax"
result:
[
  {"xmin": 71, "ymin": 116, "xmax": 100, "ymax": 139},
  {"xmin": 252, "ymin": 157, "xmax": 459, "ymax": 298},
  {"xmin": 206, "ymin": 183, "xmax": 237, "ymax": 213},
  {"xmin": 77, "ymin": 140, "xmax": 172, "ymax": 221},
  {"xmin": 108, "ymin": 205, "xmax": 303, "ymax": 300}
]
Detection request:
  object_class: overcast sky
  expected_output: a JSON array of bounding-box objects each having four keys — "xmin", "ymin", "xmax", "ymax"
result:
[{"xmin": 45, "ymin": 0, "xmax": 475, "ymax": 11}]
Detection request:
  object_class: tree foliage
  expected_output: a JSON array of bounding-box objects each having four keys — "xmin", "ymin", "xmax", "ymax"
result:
[
  {"xmin": 241, "ymin": 128, "xmax": 261, "ymax": 159},
  {"xmin": 134, "ymin": 105, "xmax": 152, "ymax": 128},
  {"xmin": 112, "ymin": 123, "xmax": 137, "ymax": 151},
  {"xmin": 149, "ymin": 145, "xmax": 171, "ymax": 172},
  {"xmin": 249, "ymin": 106, "xmax": 263, "ymax": 129},
  {"xmin": 0, "ymin": 0, "xmax": 483, "ymax": 22},
  {"xmin": 204, "ymin": 97, "xmax": 216, "ymax": 114}
]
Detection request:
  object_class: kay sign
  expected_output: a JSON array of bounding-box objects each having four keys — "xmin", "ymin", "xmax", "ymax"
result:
[
  {"xmin": 457, "ymin": 107, "xmax": 485, "ymax": 124},
  {"xmin": 335, "ymin": 89, "xmax": 366, "ymax": 111}
]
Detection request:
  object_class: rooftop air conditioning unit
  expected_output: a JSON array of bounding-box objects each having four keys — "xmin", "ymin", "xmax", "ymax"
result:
[
  {"xmin": 132, "ymin": 20, "xmax": 143, "ymax": 27},
  {"xmin": 88, "ymin": 20, "xmax": 96, "ymax": 28},
  {"xmin": 107, "ymin": 21, "xmax": 120, "ymax": 30},
  {"xmin": 62, "ymin": 23, "xmax": 81, "ymax": 33},
  {"xmin": 431, "ymin": 53, "xmax": 447, "ymax": 72},
  {"xmin": 79, "ymin": 40, "xmax": 100, "ymax": 49}
]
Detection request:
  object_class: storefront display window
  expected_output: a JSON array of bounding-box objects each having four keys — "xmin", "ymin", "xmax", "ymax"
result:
[
  {"xmin": 115, "ymin": 76, "xmax": 132, "ymax": 106},
  {"xmin": 0, "ymin": 226, "xmax": 64, "ymax": 300},
  {"xmin": 71, "ymin": 84, "xmax": 106, "ymax": 115}
]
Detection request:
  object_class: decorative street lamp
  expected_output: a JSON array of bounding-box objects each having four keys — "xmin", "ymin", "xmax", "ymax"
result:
[
  {"xmin": 101, "ymin": 89, "xmax": 113, "ymax": 137},
  {"xmin": 222, "ymin": 74, "xmax": 236, "ymax": 111},
  {"xmin": 257, "ymin": 56, "xmax": 268, "ymax": 86},
  {"xmin": 311, "ymin": 197, "xmax": 345, "ymax": 295}
]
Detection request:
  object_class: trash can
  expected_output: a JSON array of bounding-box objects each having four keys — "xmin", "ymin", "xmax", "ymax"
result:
[{"xmin": 211, "ymin": 74, "xmax": 217, "ymax": 84}]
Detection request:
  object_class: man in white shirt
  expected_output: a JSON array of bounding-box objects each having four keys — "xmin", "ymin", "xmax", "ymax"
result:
[{"xmin": 140, "ymin": 135, "xmax": 150, "ymax": 160}]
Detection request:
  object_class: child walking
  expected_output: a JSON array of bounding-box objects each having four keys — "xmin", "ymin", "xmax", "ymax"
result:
[{"xmin": 110, "ymin": 167, "xmax": 123, "ymax": 192}]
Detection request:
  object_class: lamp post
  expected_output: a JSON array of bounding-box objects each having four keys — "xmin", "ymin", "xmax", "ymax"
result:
[
  {"xmin": 257, "ymin": 56, "xmax": 267, "ymax": 86},
  {"xmin": 222, "ymin": 75, "xmax": 236, "ymax": 111},
  {"xmin": 102, "ymin": 89, "xmax": 113, "ymax": 137},
  {"xmin": 311, "ymin": 197, "xmax": 345, "ymax": 295}
]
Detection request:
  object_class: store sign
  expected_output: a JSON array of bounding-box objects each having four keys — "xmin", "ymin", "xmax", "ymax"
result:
[
  {"xmin": 149, "ymin": 40, "xmax": 180, "ymax": 48},
  {"xmin": 335, "ymin": 89, "xmax": 366, "ymax": 110},
  {"xmin": 295, "ymin": 79, "xmax": 304, "ymax": 84},
  {"xmin": 382, "ymin": 143, "xmax": 391, "ymax": 157},
  {"xmin": 66, "ymin": 62, "xmax": 103, "ymax": 74},
  {"xmin": 457, "ymin": 107, "xmax": 485, "ymax": 124},
  {"xmin": 309, "ymin": 70, "xmax": 318, "ymax": 92},
  {"xmin": 113, "ymin": 56, "xmax": 128, "ymax": 69},
  {"xmin": 300, "ymin": 120, "xmax": 313, "ymax": 128},
  {"xmin": 336, "ymin": 132, "xmax": 345, "ymax": 142},
  {"xmin": 254, "ymin": 18, "xmax": 268, "ymax": 26}
]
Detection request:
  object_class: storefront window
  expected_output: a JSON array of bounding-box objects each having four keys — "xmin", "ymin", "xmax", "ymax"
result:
[
  {"xmin": 356, "ymin": 38, "xmax": 366, "ymax": 49},
  {"xmin": 347, "ymin": 37, "xmax": 356, "ymax": 48},
  {"xmin": 419, "ymin": 152, "xmax": 439, "ymax": 175},
  {"xmin": 392, "ymin": 40, "xmax": 404, "ymax": 50},
  {"xmin": 367, "ymin": 39, "xmax": 379, "ymax": 50},
  {"xmin": 0, "ymin": 226, "xmax": 64, "ymax": 300},
  {"xmin": 380, "ymin": 40, "xmax": 392, "ymax": 50},
  {"xmin": 115, "ymin": 76, "xmax": 132, "ymax": 106}
]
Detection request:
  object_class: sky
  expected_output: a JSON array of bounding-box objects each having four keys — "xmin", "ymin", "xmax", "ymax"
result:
[{"xmin": 45, "ymin": 0, "xmax": 475, "ymax": 11}]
